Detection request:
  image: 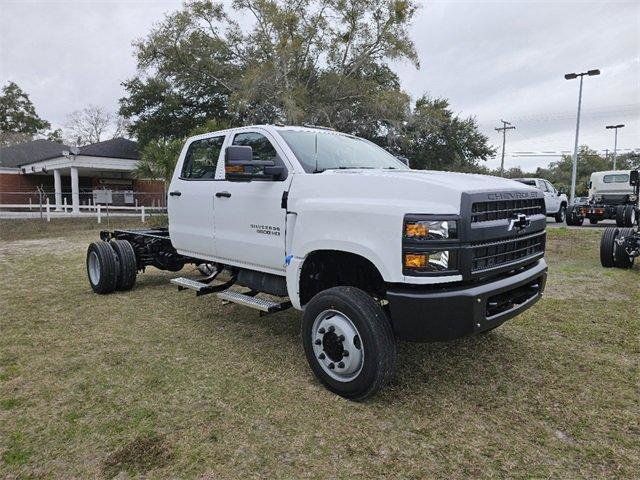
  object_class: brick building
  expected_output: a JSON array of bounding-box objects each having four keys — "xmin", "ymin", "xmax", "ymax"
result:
[{"xmin": 0, "ymin": 138, "xmax": 165, "ymax": 211}]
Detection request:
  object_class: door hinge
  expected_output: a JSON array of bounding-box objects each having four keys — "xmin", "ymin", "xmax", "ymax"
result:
[{"xmin": 281, "ymin": 191, "xmax": 289, "ymax": 209}]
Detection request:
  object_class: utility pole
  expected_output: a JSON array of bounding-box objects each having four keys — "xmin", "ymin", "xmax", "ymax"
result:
[
  {"xmin": 606, "ymin": 124, "xmax": 625, "ymax": 170},
  {"xmin": 495, "ymin": 120, "xmax": 515, "ymax": 176},
  {"xmin": 565, "ymin": 69, "xmax": 600, "ymax": 204}
]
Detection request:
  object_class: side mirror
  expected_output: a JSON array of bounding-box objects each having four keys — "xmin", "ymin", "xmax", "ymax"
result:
[
  {"xmin": 630, "ymin": 170, "xmax": 639, "ymax": 186},
  {"xmin": 397, "ymin": 156, "xmax": 410, "ymax": 167},
  {"xmin": 226, "ymin": 145, "xmax": 253, "ymax": 163},
  {"xmin": 557, "ymin": 191, "xmax": 562, "ymax": 196},
  {"xmin": 225, "ymin": 146, "xmax": 286, "ymax": 181}
]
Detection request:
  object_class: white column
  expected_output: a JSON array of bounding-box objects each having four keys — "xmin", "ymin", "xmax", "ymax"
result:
[
  {"xmin": 53, "ymin": 169, "xmax": 62, "ymax": 211},
  {"xmin": 70, "ymin": 167, "xmax": 80, "ymax": 214}
]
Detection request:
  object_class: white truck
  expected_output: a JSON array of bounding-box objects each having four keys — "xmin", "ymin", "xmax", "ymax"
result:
[
  {"xmin": 513, "ymin": 178, "xmax": 568, "ymax": 223},
  {"xmin": 567, "ymin": 170, "xmax": 638, "ymax": 227},
  {"xmin": 86, "ymin": 125, "xmax": 548, "ymax": 400}
]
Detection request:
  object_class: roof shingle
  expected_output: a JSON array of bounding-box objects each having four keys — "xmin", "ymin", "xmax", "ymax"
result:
[{"xmin": 0, "ymin": 139, "xmax": 70, "ymax": 168}]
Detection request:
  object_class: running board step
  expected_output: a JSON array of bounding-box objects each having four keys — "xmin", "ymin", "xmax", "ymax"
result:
[
  {"xmin": 216, "ymin": 290, "xmax": 291, "ymax": 314},
  {"xmin": 171, "ymin": 277, "xmax": 210, "ymax": 292}
]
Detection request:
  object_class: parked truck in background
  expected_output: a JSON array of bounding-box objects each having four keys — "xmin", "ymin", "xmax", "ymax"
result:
[
  {"xmin": 567, "ymin": 170, "xmax": 638, "ymax": 227},
  {"xmin": 85, "ymin": 125, "xmax": 548, "ymax": 400},
  {"xmin": 513, "ymin": 178, "xmax": 568, "ymax": 223}
]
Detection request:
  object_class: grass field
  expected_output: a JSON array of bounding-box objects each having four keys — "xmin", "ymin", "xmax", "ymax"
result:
[{"xmin": 1, "ymin": 219, "xmax": 638, "ymax": 479}]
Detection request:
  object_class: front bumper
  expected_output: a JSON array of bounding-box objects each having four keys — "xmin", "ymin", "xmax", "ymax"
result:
[{"xmin": 386, "ymin": 259, "xmax": 547, "ymax": 342}]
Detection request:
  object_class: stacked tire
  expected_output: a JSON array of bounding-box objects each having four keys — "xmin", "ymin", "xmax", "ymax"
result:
[
  {"xmin": 616, "ymin": 205, "xmax": 637, "ymax": 228},
  {"xmin": 86, "ymin": 240, "xmax": 138, "ymax": 294},
  {"xmin": 600, "ymin": 227, "xmax": 635, "ymax": 269}
]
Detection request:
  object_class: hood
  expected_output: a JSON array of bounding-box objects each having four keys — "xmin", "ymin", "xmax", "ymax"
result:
[{"xmin": 290, "ymin": 169, "xmax": 539, "ymax": 215}]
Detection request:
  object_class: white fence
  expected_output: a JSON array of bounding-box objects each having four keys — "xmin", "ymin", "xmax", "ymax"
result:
[{"xmin": 0, "ymin": 199, "xmax": 166, "ymax": 223}]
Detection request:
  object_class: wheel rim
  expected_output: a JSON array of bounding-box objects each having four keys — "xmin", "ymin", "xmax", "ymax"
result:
[
  {"xmin": 311, "ymin": 309, "xmax": 364, "ymax": 382},
  {"xmin": 88, "ymin": 251, "xmax": 101, "ymax": 285},
  {"xmin": 559, "ymin": 207, "xmax": 565, "ymax": 221}
]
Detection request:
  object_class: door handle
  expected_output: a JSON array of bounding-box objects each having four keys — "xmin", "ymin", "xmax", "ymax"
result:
[
  {"xmin": 216, "ymin": 191, "xmax": 232, "ymax": 198},
  {"xmin": 169, "ymin": 191, "xmax": 182, "ymax": 196}
]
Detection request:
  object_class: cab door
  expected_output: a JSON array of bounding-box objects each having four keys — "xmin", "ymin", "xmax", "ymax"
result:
[
  {"xmin": 213, "ymin": 130, "xmax": 292, "ymax": 274},
  {"xmin": 167, "ymin": 135, "xmax": 225, "ymax": 258}
]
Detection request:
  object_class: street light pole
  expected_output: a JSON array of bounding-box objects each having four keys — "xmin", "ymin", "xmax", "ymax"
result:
[
  {"xmin": 565, "ymin": 69, "xmax": 600, "ymax": 204},
  {"xmin": 605, "ymin": 124, "xmax": 625, "ymax": 170}
]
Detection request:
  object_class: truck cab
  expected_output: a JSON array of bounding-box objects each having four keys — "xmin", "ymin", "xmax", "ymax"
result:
[{"xmin": 89, "ymin": 125, "xmax": 548, "ymax": 400}]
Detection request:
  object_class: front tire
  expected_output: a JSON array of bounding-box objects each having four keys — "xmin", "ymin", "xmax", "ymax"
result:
[
  {"xmin": 301, "ymin": 287, "xmax": 397, "ymax": 401},
  {"xmin": 86, "ymin": 241, "xmax": 119, "ymax": 294},
  {"xmin": 555, "ymin": 205, "xmax": 566, "ymax": 223},
  {"xmin": 589, "ymin": 218, "xmax": 598, "ymax": 225}
]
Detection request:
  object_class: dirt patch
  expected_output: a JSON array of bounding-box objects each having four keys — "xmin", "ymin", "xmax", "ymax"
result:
[
  {"xmin": 102, "ymin": 433, "xmax": 173, "ymax": 478},
  {"xmin": 0, "ymin": 237, "xmax": 82, "ymax": 259}
]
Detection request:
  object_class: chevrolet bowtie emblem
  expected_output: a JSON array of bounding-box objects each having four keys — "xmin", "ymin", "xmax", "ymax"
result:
[{"xmin": 508, "ymin": 213, "xmax": 530, "ymax": 232}]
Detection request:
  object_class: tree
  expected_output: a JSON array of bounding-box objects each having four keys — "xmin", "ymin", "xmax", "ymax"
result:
[
  {"xmin": 46, "ymin": 128, "xmax": 65, "ymax": 144},
  {"xmin": 383, "ymin": 96, "xmax": 495, "ymax": 172},
  {"xmin": 135, "ymin": 138, "xmax": 184, "ymax": 185},
  {"xmin": 0, "ymin": 81, "xmax": 51, "ymax": 146},
  {"xmin": 120, "ymin": 0, "xmax": 419, "ymax": 146},
  {"xmin": 65, "ymin": 105, "xmax": 114, "ymax": 146}
]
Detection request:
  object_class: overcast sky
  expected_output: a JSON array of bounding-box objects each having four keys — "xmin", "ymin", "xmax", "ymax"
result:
[{"xmin": 1, "ymin": 0, "xmax": 638, "ymax": 170}]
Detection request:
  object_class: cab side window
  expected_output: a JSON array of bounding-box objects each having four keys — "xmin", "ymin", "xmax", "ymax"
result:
[
  {"xmin": 232, "ymin": 132, "xmax": 278, "ymax": 162},
  {"xmin": 544, "ymin": 180, "xmax": 555, "ymax": 193},
  {"xmin": 538, "ymin": 180, "xmax": 549, "ymax": 192},
  {"xmin": 181, "ymin": 136, "xmax": 225, "ymax": 179},
  {"xmin": 228, "ymin": 132, "xmax": 287, "ymax": 180}
]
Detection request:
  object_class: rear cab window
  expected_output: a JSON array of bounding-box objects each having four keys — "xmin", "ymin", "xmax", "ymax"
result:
[{"xmin": 603, "ymin": 174, "xmax": 629, "ymax": 183}]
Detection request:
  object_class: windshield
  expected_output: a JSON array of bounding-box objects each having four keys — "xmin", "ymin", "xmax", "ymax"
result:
[
  {"xmin": 278, "ymin": 130, "xmax": 408, "ymax": 173},
  {"xmin": 515, "ymin": 179, "xmax": 536, "ymax": 186}
]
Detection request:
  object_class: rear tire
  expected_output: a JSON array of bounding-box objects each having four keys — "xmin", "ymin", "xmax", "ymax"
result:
[
  {"xmin": 554, "ymin": 204, "xmax": 566, "ymax": 223},
  {"xmin": 301, "ymin": 286, "xmax": 397, "ymax": 401},
  {"xmin": 613, "ymin": 228, "xmax": 635, "ymax": 269},
  {"xmin": 616, "ymin": 205, "xmax": 626, "ymax": 227},
  {"xmin": 86, "ymin": 241, "xmax": 119, "ymax": 294},
  {"xmin": 600, "ymin": 227, "xmax": 618, "ymax": 267},
  {"xmin": 111, "ymin": 240, "xmax": 137, "ymax": 291}
]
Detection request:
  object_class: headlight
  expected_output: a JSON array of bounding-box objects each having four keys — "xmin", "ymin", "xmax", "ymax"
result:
[
  {"xmin": 404, "ymin": 250, "xmax": 452, "ymax": 272},
  {"xmin": 404, "ymin": 219, "xmax": 457, "ymax": 240},
  {"xmin": 403, "ymin": 216, "xmax": 458, "ymax": 275}
]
